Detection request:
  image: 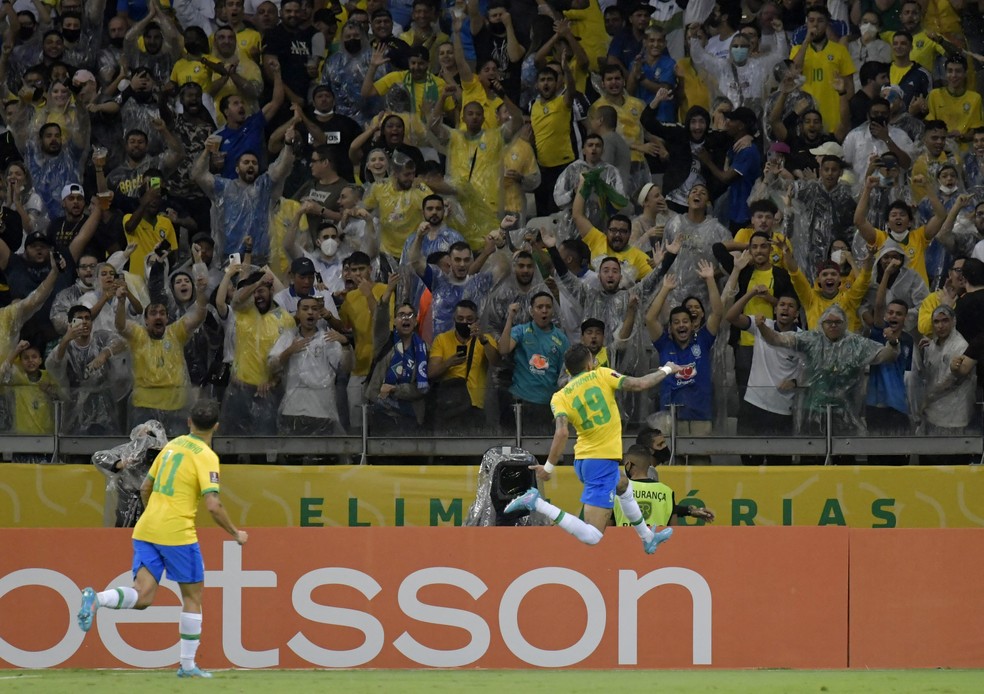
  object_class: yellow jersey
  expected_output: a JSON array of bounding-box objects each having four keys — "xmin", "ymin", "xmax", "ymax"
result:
[
  {"xmin": 232, "ymin": 304, "xmax": 296, "ymax": 386},
  {"xmin": 530, "ymin": 94, "xmax": 575, "ymax": 168},
  {"xmin": 550, "ymin": 366, "xmax": 625, "ymax": 460},
  {"xmin": 584, "ymin": 226, "xmax": 652, "ymax": 280},
  {"xmin": 927, "ymin": 88, "xmax": 984, "ymax": 139},
  {"xmin": 565, "ymin": 3, "xmax": 608, "ymax": 73},
  {"xmin": 790, "ymin": 40, "xmax": 856, "ymax": 133},
  {"xmin": 122, "ymin": 214, "xmax": 178, "ymax": 274},
  {"xmin": 430, "ymin": 330, "xmax": 497, "ymax": 408},
  {"xmin": 590, "ymin": 94, "xmax": 647, "ymax": 162},
  {"xmin": 133, "ymin": 434, "xmax": 220, "ymax": 546},
  {"xmin": 125, "ymin": 320, "xmax": 191, "ymax": 411},
  {"xmin": 170, "ymin": 57, "xmax": 211, "ymax": 90},
  {"xmin": 675, "ymin": 57, "xmax": 711, "ymax": 123},
  {"xmin": 7, "ymin": 367, "xmax": 55, "ymax": 434},
  {"xmin": 447, "ymin": 126, "xmax": 503, "ymax": 209},
  {"xmin": 789, "ymin": 266, "xmax": 872, "ymax": 332},
  {"xmin": 502, "ymin": 137, "xmax": 539, "ymax": 213},
  {"xmin": 459, "ymin": 74, "xmax": 503, "ymax": 131},
  {"xmin": 339, "ymin": 283, "xmax": 389, "ymax": 376},
  {"xmin": 363, "ymin": 179, "xmax": 433, "ymax": 256},
  {"xmin": 873, "ymin": 226, "xmax": 931, "ymax": 286}
]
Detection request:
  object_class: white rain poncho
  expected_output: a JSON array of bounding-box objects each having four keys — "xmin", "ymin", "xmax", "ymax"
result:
[
  {"xmin": 792, "ymin": 305, "xmax": 885, "ymax": 435},
  {"xmin": 45, "ymin": 330, "xmax": 127, "ymax": 435},
  {"xmin": 661, "ymin": 212, "xmax": 731, "ymax": 310},
  {"xmin": 91, "ymin": 420, "xmax": 168, "ymax": 527},
  {"xmin": 790, "ymin": 179, "xmax": 857, "ymax": 283},
  {"xmin": 860, "ymin": 240, "xmax": 929, "ymax": 333},
  {"xmin": 689, "ymin": 35, "xmax": 788, "ymax": 119}
]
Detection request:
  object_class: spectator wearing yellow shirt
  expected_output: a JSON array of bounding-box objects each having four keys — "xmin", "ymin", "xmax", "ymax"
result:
[
  {"xmin": 450, "ymin": 14, "xmax": 502, "ymax": 131},
  {"xmin": 122, "ymin": 179, "xmax": 178, "ymax": 275},
  {"xmin": 203, "ymin": 26, "xmax": 263, "ymax": 124},
  {"xmin": 363, "ymin": 154, "xmax": 432, "ymax": 258},
  {"xmin": 221, "ymin": 0, "xmax": 262, "ymax": 62},
  {"xmin": 928, "ymin": 55, "xmax": 984, "ymax": 145},
  {"xmin": 362, "ymin": 44, "xmax": 455, "ymax": 118},
  {"xmin": 501, "ymin": 117, "xmax": 541, "ymax": 220},
  {"xmin": 168, "ymin": 26, "xmax": 212, "ymax": 94},
  {"xmin": 590, "ymin": 64, "xmax": 648, "ymax": 171},
  {"xmin": 534, "ymin": 18, "xmax": 592, "ymax": 95},
  {"xmin": 115, "ymin": 274, "xmax": 209, "ymax": 432},
  {"xmin": 225, "ymin": 269, "xmax": 297, "ymax": 435},
  {"xmin": 529, "ymin": 59, "xmax": 577, "ymax": 215},
  {"xmin": 886, "ymin": 0, "xmax": 946, "ymax": 72},
  {"xmin": 790, "ymin": 6, "xmax": 856, "ymax": 134},
  {"xmin": 1, "ymin": 340, "xmax": 57, "ymax": 436},
  {"xmin": 571, "ymin": 182, "xmax": 652, "ymax": 282}
]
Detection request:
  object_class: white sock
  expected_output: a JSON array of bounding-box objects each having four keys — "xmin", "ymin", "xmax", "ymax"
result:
[
  {"xmin": 618, "ymin": 481, "xmax": 655, "ymax": 543},
  {"xmin": 179, "ymin": 612, "xmax": 203, "ymax": 671},
  {"xmin": 97, "ymin": 587, "xmax": 138, "ymax": 609},
  {"xmin": 533, "ymin": 498, "xmax": 604, "ymax": 544}
]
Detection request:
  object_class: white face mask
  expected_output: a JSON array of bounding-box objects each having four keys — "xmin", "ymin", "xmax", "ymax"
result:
[
  {"xmin": 321, "ymin": 238, "xmax": 339, "ymax": 256},
  {"xmin": 859, "ymin": 22, "xmax": 878, "ymax": 38},
  {"xmin": 940, "ymin": 184, "xmax": 959, "ymax": 195}
]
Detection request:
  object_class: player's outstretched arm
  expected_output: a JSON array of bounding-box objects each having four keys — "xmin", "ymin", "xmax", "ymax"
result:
[
  {"xmin": 204, "ymin": 492, "xmax": 248, "ymax": 545},
  {"xmin": 531, "ymin": 415, "xmax": 569, "ymax": 481},
  {"xmin": 620, "ymin": 362, "xmax": 683, "ymax": 392}
]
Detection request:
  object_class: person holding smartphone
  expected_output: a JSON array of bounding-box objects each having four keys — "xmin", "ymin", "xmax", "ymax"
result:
[{"xmin": 122, "ymin": 172, "xmax": 179, "ymax": 273}]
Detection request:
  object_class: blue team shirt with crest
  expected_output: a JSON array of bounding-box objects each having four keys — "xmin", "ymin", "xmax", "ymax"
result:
[{"xmin": 654, "ymin": 326, "xmax": 716, "ymax": 421}]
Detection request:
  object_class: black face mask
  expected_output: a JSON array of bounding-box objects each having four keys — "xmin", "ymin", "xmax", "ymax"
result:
[
  {"xmin": 110, "ymin": 36, "xmax": 124, "ymax": 49},
  {"xmin": 454, "ymin": 322, "xmax": 471, "ymax": 338},
  {"xmin": 62, "ymin": 28, "xmax": 81, "ymax": 43},
  {"xmin": 653, "ymin": 447, "xmax": 671, "ymax": 464},
  {"xmin": 344, "ymin": 39, "xmax": 362, "ymax": 54},
  {"xmin": 18, "ymin": 26, "xmax": 35, "ymax": 41}
]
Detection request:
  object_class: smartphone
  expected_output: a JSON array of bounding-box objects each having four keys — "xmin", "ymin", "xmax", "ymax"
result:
[
  {"xmin": 228, "ymin": 252, "xmax": 241, "ymax": 265},
  {"xmin": 71, "ymin": 317, "xmax": 84, "ymax": 329},
  {"xmin": 155, "ymin": 239, "xmax": 171, "ymax": 256},
  {"xmin": 149, "ymin": 176, "xmax": 162, "ymax": 189},
  {"xmin": 456, "ymin": 345, "xmax": 468, "ymax": 357}
]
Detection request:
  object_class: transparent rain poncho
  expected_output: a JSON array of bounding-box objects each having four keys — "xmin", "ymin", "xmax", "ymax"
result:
[
  {"xmin": 790, "ymin": 179, "xmax": 857, "ymax": 282},
  {"xmin": 464, "ymin": 446, "xmax": 552, "ymax": 527},
  {"xmin": 792, "ymin": 306, "xmax": 884, "ymax": 435},
  {"xmin": 661, "ymin": 212, "xmax": 731, "ymax": 310},
  {"xmin": 45, "ymin": 330, "xmax": 128, "ymax": 435},
  {"xmin": 91, "ymin": 420, "xmax": 168, "ymax": 527}
]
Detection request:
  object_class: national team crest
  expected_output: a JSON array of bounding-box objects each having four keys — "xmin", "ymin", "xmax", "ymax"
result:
[{"xmin": 692, "ymin": 343, "xmax": 702, "ymax": 358}]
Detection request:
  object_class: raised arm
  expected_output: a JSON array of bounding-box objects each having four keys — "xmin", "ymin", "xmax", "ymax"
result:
[
  {"xmin": 180, "ymin": 275, "xmax": 210, "ymax": 333},
  {"xmin": 645, "ymin": 273, "xmax": 677, "ymax": 341},
  {"xmin": 498, "ymin": 302, "xmax": 520, "ymax": 357},
  {"xmin": 853, "ymin": 176, "xmax": 879, "ymax": 246},
  {"xmin": 361, "ymin": 45, "xmax": 389, "ymax": 99},
  {"xmin": 699, "ymin": 259, "xmax": 724, "ymax": 335},
  {"xmin": 193, "ymin": 136, "xmax": 221, "ymax": 196},
  {"xmin": 755, "ymin": 313, "xmax": 797, "ymax": 349},
  {"xmin": 260, "ymin": 56, "xmax": 286, "ymax": 122},
  {"xmin": 571, "ymin": 180, "xmax": 595, "ymax": 238},
  {"xmin": 15, "ymin": 254, "xmax": 62, "ymax": 322},
  {"xmin": 620, "ymin": 362, "xmax": 683, "ymax": 392}
]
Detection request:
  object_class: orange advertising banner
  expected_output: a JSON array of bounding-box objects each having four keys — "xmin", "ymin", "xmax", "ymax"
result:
[
  {"xmin": 0, "ymin": 527, "xmax": 849, "ymax": 670},
  {"xmin": 849, "ymin": 529, "xmax": 984, "ymax": 669}
]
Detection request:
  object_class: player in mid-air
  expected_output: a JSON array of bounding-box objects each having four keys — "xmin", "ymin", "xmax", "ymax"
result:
[
  {"xmin": 77, "ymin": 398, "xmax": 247, "ymax": 678},
  {"xmin": 506, "ymin": 344, "xmax": 682, "ymax": 552}
]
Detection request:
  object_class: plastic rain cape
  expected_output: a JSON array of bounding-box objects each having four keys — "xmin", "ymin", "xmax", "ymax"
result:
[
  {"xmin": 464, "ymin": 446, "xmax": 552, "ymax": 527},
  {"xmin": 793, "ymin": 306, "xmax": 883, "ymax": 435},
  {"xmin": 91, "ymin": 420, "xmax": 168, "ymax": 527}
]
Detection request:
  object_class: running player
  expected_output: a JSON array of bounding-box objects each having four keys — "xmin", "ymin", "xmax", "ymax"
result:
[
  {"xmin": 505, "ymin": 344, "xmax": 681, "ymax": 552},
  {"xmin": 76, "ymin": 398, "xmax": 247, "ymax": 678}
]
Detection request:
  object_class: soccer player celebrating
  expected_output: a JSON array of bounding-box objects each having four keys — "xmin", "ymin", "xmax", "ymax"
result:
[
  {"xmin": 505, "ymin": 344, "xmax": 681, "ymax": 553},
  {"xmin": 76, "ymin": 398, "xmax": 247, "ymax": 678}
]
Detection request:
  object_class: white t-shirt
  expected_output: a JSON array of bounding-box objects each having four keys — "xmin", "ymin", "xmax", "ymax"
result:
[
  {"xmin": 268, "ymin": 327, "xmax": 344, "ymax": 420},
  {"xmin": 745, "ymin": 319, "xmax": 804, "ymax": 415}
]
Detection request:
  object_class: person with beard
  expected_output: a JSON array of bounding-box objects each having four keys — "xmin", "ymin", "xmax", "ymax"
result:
[
  {"xmin": 323, "ymin": 21, "xmax": 374, "ymax": 127},
  {"xmin": 855, "ymin": 171, "xmax": 946, "ymax": 287},
  {"xmin": 362, "ymin": 43, "xmax": 455, "ymax": 120},
  {"xmin": 122, "ymin": 5, "xmax": 183, "ymax": 87},
  {"xmin": 647, "ymin": 260, "xmax": 723, "ymax": 464},
  {"xmin": 528, "ymin": 61, "xmax": 577, "ymax": 216},
  {"xmin": 726, "ymin": 290, "xmax": 803, "ymax": 465},
  {"xmin": 203, "ymin": 26, "xmax": 263, "ymax": 123},
  {"xmin": 212, "ymin": 59, "xmax": 285, "ymax": 180},
  {"xmin": 362, "ymin": 152, "xmax": 431, "ymax": 259},
  {"xmin": 791, "ymin": 6, "xmax": 856, "ymax": 134},
  {"xmin": 114, "ymin": 270, "xmax": 209, "ymax": 431},
  {"xmin": 50, "ymin": 251, "xmax": 99, "ymax": 334},
  {"xmin": 104, "ymin": 127, "xmax": 184, "ymax": 209},
  {"xmin": 193, "ymin": 128, "xmax": 296, "ymax": 263},
  {"xmin": 611, "ymin": 441, "xmax": 716, "ymax": 526},
  {"xmin": 250, "ymin": 0, "xmax": 280, "ymax": 35},
  {"xmin": 399, "ymin": 196, "xmax": 463, "ymax": 262},
  {"xmin": 783, "ymin": 233, "xmax": 872, "ymax": 331},
  {"xmin": 46, "ymin": 305, "xmax": 127, "ymax": 435},
  {"xmin": 268, "ymin": 294, "xmax": 351, "ymax": 437},
  {"xmin": 571, "ymin": 184, "xmax": 651, "ymax": 282},
  {"xmin": 261, "ymin": 0, "xmax": 318, "ymax": 102},
  {"xmin": 293, "ymin": 142, "xmax": 350, "ymax": 226},
  {"xmin": 223, "ymin": 268, "xmax": 296, "ymax": 434},
  {"xmin": 427, "ymin": 298, "xmax": 500, "ymax": 433},
  {"xmin": 640, "ymin": 97, "xmax": 730, "ymax": 211},
  {"xmin": 864, "ymin": 279, "xmax": 915, "ymax": 463},
  {"xmin": 498, "ymin": 291, "xmax": 570, "ymax": 434},
  {"xmin": 15, "ymin": 119, "xmax": 87, "ymax": 223},
  {"xmin": 469, "ymin": 1, "xmax": 524, "ymax": 103},
  {"xmin": 164, "ymin": 84, "xmax": 216, "ymax": 237}
]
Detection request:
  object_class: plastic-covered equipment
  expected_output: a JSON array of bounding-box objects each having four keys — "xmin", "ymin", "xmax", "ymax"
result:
[
  {"xmin": 465, "ymin": 446, "xmax": 552, "ymax": 527},
  {"xmin": 91, "ymin": 421, "xmax": 168, "ymax": 527}
]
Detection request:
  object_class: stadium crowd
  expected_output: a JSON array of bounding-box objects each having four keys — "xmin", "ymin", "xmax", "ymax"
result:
[{"xmin": 1, "ymin": 0, "xmax": 984, "ymax": 462}]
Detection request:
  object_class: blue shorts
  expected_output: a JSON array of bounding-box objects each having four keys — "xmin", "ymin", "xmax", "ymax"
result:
[
  {"xmin": 573, "ymin": 458, "xmax": 620, "ymax": 509},
  {"xmin": 132, "ymin": 540, "xmax": 204, "ymax": 584}
]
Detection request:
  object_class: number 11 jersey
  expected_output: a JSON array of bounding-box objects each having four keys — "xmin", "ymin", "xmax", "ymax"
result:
[
  {"xmin": 133, "ymin": 434, "xmax": 221, "ymax": 546},
  {"xmin": 550, "ymin": 367, "xmax": 625, "ymax": 461}
]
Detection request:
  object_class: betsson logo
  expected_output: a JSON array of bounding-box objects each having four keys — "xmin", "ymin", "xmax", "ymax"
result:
[{"xmin": 0, "ymin": 543, "xmax": 712, "ymax": 669}]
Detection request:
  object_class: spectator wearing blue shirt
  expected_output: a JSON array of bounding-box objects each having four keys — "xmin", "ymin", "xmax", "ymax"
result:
[
  {"xmin": 697, "ymin": 106, "xmax": 762, "ymax": 232},
  {"xmin": 498, "ymin": 290, "xmax": 570, "ymax": 434},
  {"xmin": 647, "ymin": 260, "xmax": 724, "ymax": 465},
  {"xmin": 628, "ymin": 27, "xmax": 676, "ymax": 123},
  {"xmin": 606, "ymin": 3, "xmax": 653, "ymax": 74},
  {"xmin": 214, "ymin": 62, "xmax": 285, "ymax": 179}
]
